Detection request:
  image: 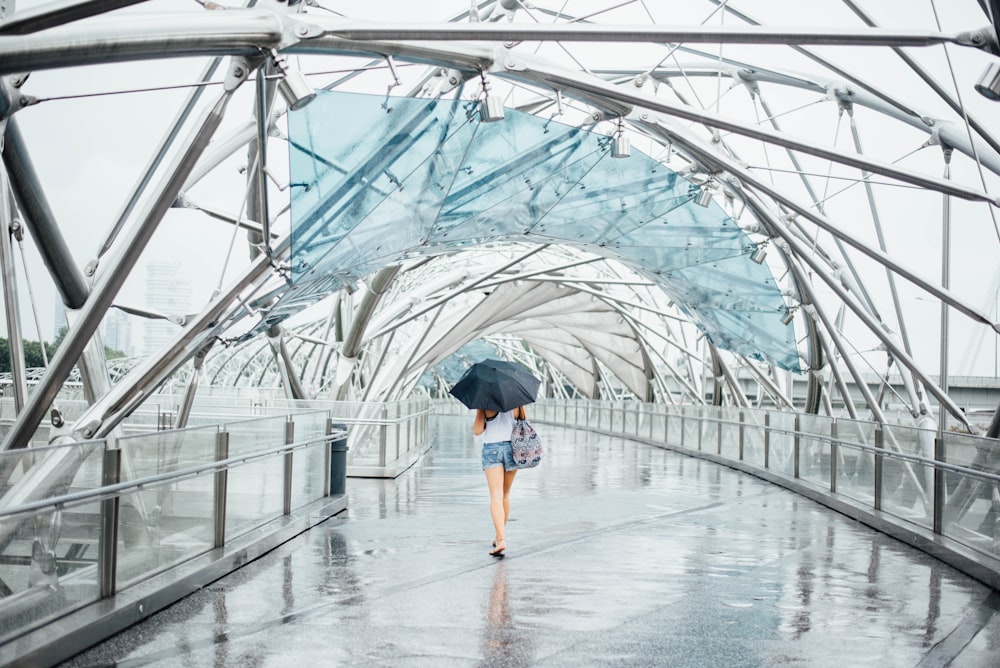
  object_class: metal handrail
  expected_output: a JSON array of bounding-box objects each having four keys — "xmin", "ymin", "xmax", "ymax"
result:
[
  {"xmin": 0, "ymin": 431, "xmax": 345, "ymax": 522},
  {"xmin": 703, "ymin": 414, "xmax": 1000, "ymax": 485}
]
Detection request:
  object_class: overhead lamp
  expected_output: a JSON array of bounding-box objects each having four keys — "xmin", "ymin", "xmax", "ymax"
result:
[
  {"xmin": 478, "ymin": 71, "xmax": 505, "ymax": 122},
  {"xmin": 749, "ymin": 242, "xmax": 768, "ymax": 264},
  {"xmin": 694, "ymin": 185, "xmax": 713, "ymax": 207},
  {"xmin": 273, "ymin": 54, "xmax": 316, "ymax": 111},
  {"xmin": 612, "ymin": 118, "xmax": 630, "ymax": 158},
  {"xmin": 781, "ymin": 307, "xmax": 796, "ymax": 326},
  {"xmin": 975, "ymin": 62, "xmax": 1000, "ymax": 101}
]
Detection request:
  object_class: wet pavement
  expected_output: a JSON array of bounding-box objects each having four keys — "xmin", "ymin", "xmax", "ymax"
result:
[{"xmin": 62, "ymin": 417, "xmax": 1000, "ymax": 667}]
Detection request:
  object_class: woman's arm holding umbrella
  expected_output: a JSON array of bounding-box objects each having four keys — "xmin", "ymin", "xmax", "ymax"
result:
[{"xmin": 473, "ymin": 409, "xmax": 487, "ymax": 435}]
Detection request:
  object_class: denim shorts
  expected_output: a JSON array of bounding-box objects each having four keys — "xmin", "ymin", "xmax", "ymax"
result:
[{"xmin": 482, "ymin": 440, "xmax": 516, "ymax": 471}]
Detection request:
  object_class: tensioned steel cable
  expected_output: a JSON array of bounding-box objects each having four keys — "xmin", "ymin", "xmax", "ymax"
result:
[
  {"xmin": 929, "ymin": 0, "xmax": 1000, "ymax": 245},
  {"xmin": 14, "ymin": 222, "xmax": 50, "ymax": 368}
]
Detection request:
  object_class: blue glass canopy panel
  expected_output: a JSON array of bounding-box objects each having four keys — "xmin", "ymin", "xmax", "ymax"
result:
[{"xmin": 284, "ymin": 90, "xmax": 799, "ymax": 371}]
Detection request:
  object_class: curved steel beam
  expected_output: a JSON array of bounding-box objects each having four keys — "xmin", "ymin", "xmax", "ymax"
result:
[
  {"xmin": 313, "ymin": 21, "xmax": 973, "ymax": 48},
  {"xmin": 632, "ymin": 115, "xmax": 999, "ymax": 334},
  {"xmin": 0, "ymin": 11, "xmax": 282, "ymax": 75},
  {"xmin": 3, "ymin": 119, "xmax": 89, "ymax": 309}
]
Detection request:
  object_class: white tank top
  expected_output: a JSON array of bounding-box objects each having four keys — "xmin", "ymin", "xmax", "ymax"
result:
[{"xmin": 482, "ymin": 410, "xmax": 515, "ymax": 443}]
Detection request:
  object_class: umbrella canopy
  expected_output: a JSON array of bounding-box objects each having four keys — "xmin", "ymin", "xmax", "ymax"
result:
[{"xmin": 449, "ymin": 359, "xmax": 541, "ymax": 412}]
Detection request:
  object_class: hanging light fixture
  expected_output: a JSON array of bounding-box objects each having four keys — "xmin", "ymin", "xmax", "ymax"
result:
[
  {"xmin": 273, "ymin": 53, "xmax": 316, "ymax": 111},
  {"xmin": 612, "ymin": 117, "xmax": 630, "ymax": 158},
  {"xmin": 781, "ymin": 306, "xmax": 796, "ymax": 325},
  {"xmin": 750, "ymin": 242, "xmax": 768, "ymax": 264},
  {"xmin": 975, "ymin": 62, "xmax": 1000, "ymax": 101},
  {"xmin": 478, "ymin": 71, "xmax": 505, "ymax": 122},
  {"xmin": 695, "ymin": 184, "xmax": 713, "ymax": 207}
]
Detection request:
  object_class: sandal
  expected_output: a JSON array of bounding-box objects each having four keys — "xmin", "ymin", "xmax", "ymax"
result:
[{"xmin": 490, "ymin": 539, "xmax": 506, "ymax": 557}]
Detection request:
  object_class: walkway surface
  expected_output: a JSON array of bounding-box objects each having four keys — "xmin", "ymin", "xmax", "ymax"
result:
[{"xmin": 62, "ymin": 417, "xmax": 1000, "ymax": 667}]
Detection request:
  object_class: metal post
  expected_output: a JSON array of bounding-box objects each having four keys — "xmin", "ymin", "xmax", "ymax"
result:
[
  {"xmin": 764, "ymin": 412, "xmax": 771, "ymax": 468},
  {"xmin": 697, "ymin": 409, "xmax": 703, "ymax": 451},
  {"xmin": 402, "ymin": 404, "xmax": 410, "ymax": 457},
  {"xmin": 717, "ymin": 409, "xmax": 723, "ymax": 454},
  {"xmin": 939, "ymin": 149, "xmax": 952, "ymax": 437},
  {"xmin": 283, "ymin": 418, "xmax": 294, "ymax": 515},
  {"xmin": 680, "ymin": 410, "xmax": 686, "ymax": 448},
  {"xmin": 830, "ymin": 419, "xmax": 838, "ymax": 494},
  {"xmin": 933, "ymin": 434, "xmax": 944, "ymax": 534},
  {"xmin": 738, "ymin": 411, "xmax": 745, "ymax": 460},
  {"xmin": 214, "ymin": 430, "xmax": 229, "ymax": 548},
  {"xmin": 394, "ymin": 402, "xmax": 401, "ymax": 461},
  {"xmin": 379, "ymin": 404, "xmax": 388, "ymax": 467},
  {"xmin": 0, "ymin": 167, "xmax": 28, "ymax": 412},
  {"xmin": 874, "ymin": 425, "xmax": 884, "ymax": 511},
  {"xmin": 99, "ymin": 446, "xmax": 122, "ymax": 599},
  {"xmin": 793, "ymin": 414, "xmax": 801, "ymax": 478}
]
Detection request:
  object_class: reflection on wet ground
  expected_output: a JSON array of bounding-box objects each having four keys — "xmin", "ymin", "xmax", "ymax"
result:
[{"xmin": 63, "ymin": 418, "xmax": 1000, "ymax": 667}]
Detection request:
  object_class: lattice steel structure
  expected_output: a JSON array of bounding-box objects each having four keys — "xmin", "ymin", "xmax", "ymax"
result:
[{"xmin": 0, "ymin": 0, "xmax": 999, "ymax": 454}]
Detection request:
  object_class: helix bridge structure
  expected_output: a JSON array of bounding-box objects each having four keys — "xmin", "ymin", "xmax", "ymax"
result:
[{"xmin": 0, "ymin": 0, "xmax": 1000, "ymax": 663}]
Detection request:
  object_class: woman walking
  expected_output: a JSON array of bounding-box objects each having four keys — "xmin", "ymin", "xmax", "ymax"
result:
[{"xmin": 473, "ymin": 405, "xmax": 527, "ymax": 557}]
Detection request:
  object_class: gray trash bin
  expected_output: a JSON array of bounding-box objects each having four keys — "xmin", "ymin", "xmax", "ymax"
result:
[{"xmin": 329, "ymin": 422, "xmax": 349, "ymax": 496}]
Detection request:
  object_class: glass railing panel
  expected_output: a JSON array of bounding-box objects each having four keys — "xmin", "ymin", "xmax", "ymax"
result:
[
  {"xmin": 290, "ymin": 442, "xmax": 328, "ymax": 511},
  {"xmin": 226, "ymin": 459, "xmax": 285, "ymax": 539},
  {"xmin": 718, "ymin": 407, "xmax": 741, "ymax": 459},
  {"xmin": 117, "ymin": 425, "xmax": 221, "ymax": 477},
  {"xmin": 0, "ymin": 439, "xmax": 107, "ymax": 645},
  {"xmin": 291, "ymin": 410, "xmax": 330, "ymax": 441},
  {"xmin": 385, "ymin": 403, "xmax": 400, "ymax": 463},
  {"xmin": 742, "ymin": 409, "xmax": 766, "ymax": 466},
  {"xmin": 700, "ymin": 407, "xmax": 718, "ymax": 454},
  {"xmin": 114, "ymin": 426, "xmax": 220, "ymax": 588},
  {"xmin": 666, "ymin": 408, "xmax": 683, "ymax": 446},
  {"xmin": 941, "ymin": 432, "xmax": 1000, "ymax": 558},
  {"xmin": 681, "ymin": 408, "xmax": 699, "ymax": 451},
  {"xmin": 768, "ymin": 411, "xmax": 796, "ymax": 476},
  {"xmin": 224, "ymin": 416, "xmax": 289, "ymax": 539},
  {"xmin": 649, "ymin": 405, "xmax": 666, "ymax": 441},
  {"xmin": 593, "ymin": 402, "xmax": 605, "ymax": 431},
  {"xmin": 288, "ymin": 410, "xmax": 330, "ymax": 512},
  {"xmin": 115, "ymin": 477, "xmax": 215, "ymax": 589},
  {"xmin": 880, "ymin": 424, "xmax": 934, "ymax": 529},
  {"xmin": 799, "ymin": 414, "xmax": 833, "ymax": 487},
  {"xmin": 609, "ymin": 404, "xmax": 621, "ymax": 433},
  {"xmin": 836, "ymin": 419, "xmax": 877, "ymax": 505},
  {"xmin": 0, "ymin": 501, "xmax": 103, "ymax": 646},
  {"xmin": 623, "ymin": 404, "xmax": 637, "ymax": 435}
]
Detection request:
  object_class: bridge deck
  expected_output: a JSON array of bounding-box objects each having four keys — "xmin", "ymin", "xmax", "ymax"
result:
[{"xmin": 63, "ymin": 417, "xmax": 1000, "ymax": 667}]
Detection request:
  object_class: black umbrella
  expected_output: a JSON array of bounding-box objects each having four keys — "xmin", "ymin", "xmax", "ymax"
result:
[{"xmin": 449, "ymin": 359, "xmax": 541, "ymax": 412}]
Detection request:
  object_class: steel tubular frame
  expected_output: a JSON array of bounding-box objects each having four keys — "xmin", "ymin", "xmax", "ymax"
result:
[{"xmin": 0, "ymin": 3, "xmax": 994, "ymax": 449}]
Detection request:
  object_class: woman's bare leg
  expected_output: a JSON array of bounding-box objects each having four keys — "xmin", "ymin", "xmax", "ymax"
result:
[
  {"xmin": 485, "ymin": 466, "xmax": 507, "ymax": 552},
  {"xmin": 502, "ymin": 469, "xmax": 517, "ymax": 525}
]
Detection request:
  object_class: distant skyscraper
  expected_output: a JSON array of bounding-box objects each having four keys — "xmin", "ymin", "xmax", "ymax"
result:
[
  {"xmin": 53, "ymin": 301, "xmax": 67, "ymax": 342},
  {"xmin": 102, "ymin": 308, "xmax": 134, "ymax": 357},
  {"xmin": 143, "ymin": 261, "xmax": 192, "ymax": 356}
]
